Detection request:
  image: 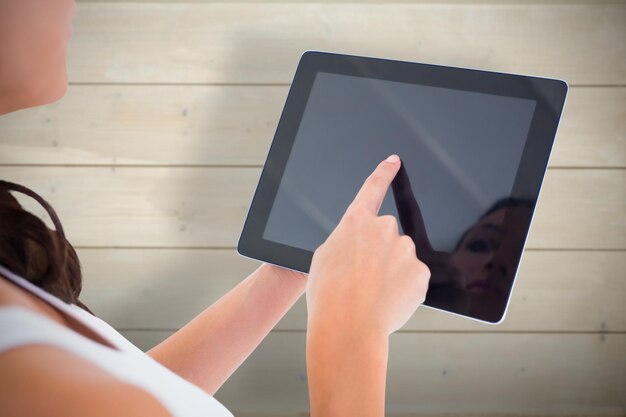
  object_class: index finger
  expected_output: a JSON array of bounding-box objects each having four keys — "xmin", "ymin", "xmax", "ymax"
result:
[{"xmin": 349, "ymin": 154, "xmax": 402, "ymax": 215}]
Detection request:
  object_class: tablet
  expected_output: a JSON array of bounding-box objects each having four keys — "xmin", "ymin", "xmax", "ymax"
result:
[{"xmin": 237, "ymin": 51, "xmax": 568, "ymax": 324}]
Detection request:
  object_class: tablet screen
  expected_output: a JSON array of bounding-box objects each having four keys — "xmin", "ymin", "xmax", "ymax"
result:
[
  {"xmin": 238, "ymin": 52, "xmax": 567, "ymax": 324},
  {"xmin": 263, "ymin": 72, "xmax": 536, "ymax": 254}
]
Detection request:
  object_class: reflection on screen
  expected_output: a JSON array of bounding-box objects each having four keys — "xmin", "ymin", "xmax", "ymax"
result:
[{"xmin": 264, "ymin": 72, "xmax": 536, "ymax": 254}]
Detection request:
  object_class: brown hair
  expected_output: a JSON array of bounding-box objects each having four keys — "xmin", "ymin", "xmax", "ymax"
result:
[{"xmin": 0, "ymin": 180, "xmax": 91, "ymax": 312}]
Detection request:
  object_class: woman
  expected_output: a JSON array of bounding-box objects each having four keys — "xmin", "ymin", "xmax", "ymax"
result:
[
  {"xmin": 391, "ymin": 160, "xmax": 533, "ymax": 297},
  {"xmin": 0, "ymin": 1, "xmax": 431, "ymax": 416},
  {"xmin": 451, "ymin": 197, "xmax": 534, "ymax": 295}
]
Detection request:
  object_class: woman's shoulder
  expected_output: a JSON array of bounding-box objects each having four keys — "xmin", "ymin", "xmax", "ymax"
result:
[
  {"xmin": 0, "ymin": 343, "xmax": 171, "ymax": 417},
  {"xmin": 0, "ymin": 279, "xmax": 173, "ymax": 417}
]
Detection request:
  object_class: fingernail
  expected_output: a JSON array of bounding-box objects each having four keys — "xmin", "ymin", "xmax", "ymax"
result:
[{"xmin": 386, "ymin": 154, "xmax": 400, "ymax": 164}]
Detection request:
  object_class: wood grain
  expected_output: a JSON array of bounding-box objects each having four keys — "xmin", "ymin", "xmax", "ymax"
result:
[
  {"xmin": 1, "ymin": 167, "xmax": 624, "ymax": 249},
  {"xmin": 67, "ymin": 3, "xmax": 626, "ymax": 84},
  {"xmin": 120, "ymin": 330, "xmax": 626, "ymax": 416},
  {"xmin": 78, "ymin": 249, "xmax": 625, "ymax": 332},
  {"xmin": 0, "ymin": 86, "xmax": 623, "ymax": 168},
  {"xmin": 0, "ymin": 2, "xmax": 623, "ymax": 416}
]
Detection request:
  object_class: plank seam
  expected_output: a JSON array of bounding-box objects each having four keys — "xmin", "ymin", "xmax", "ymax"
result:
[
  {"xmin": 72, "ymin": 246, "xmax": 626, "ymax": 251},
  {"xmin": 64, "ymin": 82, "xmax": 626, "ymax": 88},
  {"xmin": 1, "ymin": 165, "xmax": 624, "ymax": 170},
  {"xmin": 118, "ymin": 329, "xmax": 626, "ymax": 334}
]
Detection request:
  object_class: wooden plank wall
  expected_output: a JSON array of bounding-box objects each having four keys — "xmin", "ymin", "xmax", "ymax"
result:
[{"xmin": 0, "ymin": 1, "xmax": 624, "ymax": 416}]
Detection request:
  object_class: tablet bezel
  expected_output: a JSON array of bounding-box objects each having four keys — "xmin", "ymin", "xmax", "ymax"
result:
[{"xmin": 237, "ymin": 51, "xmax": 568, "ymax": 324}]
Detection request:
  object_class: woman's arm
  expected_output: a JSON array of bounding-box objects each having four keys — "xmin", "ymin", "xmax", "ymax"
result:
[
  {"xmin": 304, "ymin": 156, "xmax": 431, "ymax": 416},
  {"xmin": 306, "ymin": 323, "xmax": 389, "ymax": 417},
  {"xmin": 147, "ymin": 262, "xmax": 307, "ymax": 395}
]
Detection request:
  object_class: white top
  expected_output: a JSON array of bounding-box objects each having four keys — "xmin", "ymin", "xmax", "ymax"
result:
[{"xmin": 0, "ymin": 264, "xmax": 233, "ymax": 417}]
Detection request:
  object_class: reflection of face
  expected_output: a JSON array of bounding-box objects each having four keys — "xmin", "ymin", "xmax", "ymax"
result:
[
  {"xmin": 0, "ymin": 0, "xmax": 76, "ymax": 113},
  {"xmin": 451, "ymin": 206, "xmax": 532, "ymax": 296}
]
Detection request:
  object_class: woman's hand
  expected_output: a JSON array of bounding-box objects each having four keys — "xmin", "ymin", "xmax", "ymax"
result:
[
  {"xmin": 306, "ymin": 155, "xmax": 431, "ymax": 336},
  {"xmin": 305, "ymin": 154, "xmax": 431, "ymax": 417}
]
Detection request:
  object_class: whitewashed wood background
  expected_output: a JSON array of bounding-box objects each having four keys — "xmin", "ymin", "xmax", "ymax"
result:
[{"xmin": 0, "ymin": 1, "xmax": 624, "ymax": 416}]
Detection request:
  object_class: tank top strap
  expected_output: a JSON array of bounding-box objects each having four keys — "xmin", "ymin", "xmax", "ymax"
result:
[
  {"xmin": 0, "ymin": 305, "xmax": 98, "ymax": 355},
  {"xmin": 0, "ymin": 264, "xmax": 139, "ymax": 353},
  {"xmin": 0, "ymin": 265, "xmax": 233, "ymax": 417},
  {"xmin": 0, "ymin": 264, "xmax": 80, "ymax": 313}
]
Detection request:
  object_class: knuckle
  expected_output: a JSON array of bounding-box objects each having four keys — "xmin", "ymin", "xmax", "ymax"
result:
[
  {"xmin": 413, "ymin": 264, "xmax": 430, "ymax": 303},
  {"xmin": 367, "ymin": 174, "xmax": 387, "ymax": 189},
  {"xmin": 417, "ymin": 261, "xmax": 431, "ymax": 280},
  {"xmin": 344, "ymin": 204, "xmax": 367, "ymax": 223},
  {"xmin": 379, "ymin": 215, "xmax": 398, "ymax": 232},
  {"xmin": 398, "ymin": 235, "xmax": 416, "ymax": 252}
]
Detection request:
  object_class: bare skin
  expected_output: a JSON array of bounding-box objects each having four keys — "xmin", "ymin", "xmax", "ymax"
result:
[
  {"xmin": 0, "ymin": 0, "xmax": 75, "ymax": 114},
  {"xmin": 306, "ymin": 156, "xmax": 431, "ymax": 416},
  {"xmin": 146, "ymin": 264, "xmax": 307, "ymax": 395},
  {"xmin": 0, "ymin": 263, "xmax": 306, "ymax": 416},
  {"xmin": 0, "ymin": 346, "xmax": 171, "ymax": 417},
  {"xmin": 0, "ymin": 0, "xmax": 432, "ymax": 415}
]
